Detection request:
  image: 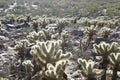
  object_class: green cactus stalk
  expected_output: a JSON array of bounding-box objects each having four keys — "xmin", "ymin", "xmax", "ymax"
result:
[
  {"xmin": 77, "ymin": 58, "xmax": 104, "ymax": 80},
  {"xmin": 30, "ymin": 40, "xmax": 72, "ymax": 69},
  {"xmin": 22, "ymin": 60, "xmax": 34, "ymax": 80},
  {"xmin": 108, "ymin": 53, "xmax": 120, "ymax": 80},
  {"xmin": 93, "ymin": 42, "xmax": 120, "ymax": 80}
]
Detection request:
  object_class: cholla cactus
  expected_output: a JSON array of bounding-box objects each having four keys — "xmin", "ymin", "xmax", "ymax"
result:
[
  {"xmin": 30, "ymin": 40, "xmax": 72, "ymax": 68},
  {"xmin": 27, "ymin": 28, "xmax": 55, "ymax": 42},
  {"xmin": 40, "ymin": 19, "xmax": 49, "ymax": 28},
  {"xmin": 32, "ymin": 20, "xmax": 39, "ymax": 32},
  {"xmin": 97, "ymin": 20, "xmax": 106, "ymax": 28},
  {"xmin": 79, "ymin": 18, "xmax": 90, "ymax": 26},
  {"xmin": 94, "ymin": 42, "xmax": 120, "ymax": 56},
  {"xmin": 108, "ymin": 53, "xmax": 120, "ymax": 80},
  {"xmin": 22, "ymin": 60, "xmax": 34, "ymax": 80},
  {"xmin": 27, "ymin": 31, "xmax": 39, "ymax": 43},
  {"xmin": 57, "ymin": 20, "xmax": 68, "ymax": 35},
  {"xmin": 79, "ymin": 38, "xmax": 89, "ymax": 53},
  {"xmin": 77, "ymin": 58, "xmax": 104, "ymax": 80},
  {"xmin": 98, "ymin": 27, "xmax": 113, "ymax": 38},
  {"xmin": 106, "ymin": 20, "xmax": 116, "ymax": 28},
  {"xmin": 14, "ymin": 39, "xmax": 29, "ymax": 60},
  {"xmin": 84, "ymin": 25, "xmax": 97, "ymax": 42},
  {"xmin": 42, "ymin": 28, "xmax": 55, "ymax": 41},
  {"xmin": 22, "ymin": 60, "xmax": 34, "ymax": 73},
  {"xmin": 94, "ymin": 42, "xmax": 120, "ymax": 80},
  {"xmin": 60, "ymin": 31, "xmax": 69, "ymax": 52},
  {"xmin": 26, "ymin": 14, "xmax": 31, "ymax": 22},
  {"xmin": 16, "ymin": 15, "xmax": 26, "ymax": 23},
  {"xmin": 43, "ymin": 60, "xmax": 67, "ymax": 80}
]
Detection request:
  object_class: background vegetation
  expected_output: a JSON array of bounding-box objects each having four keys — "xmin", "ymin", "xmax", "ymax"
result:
[{"xmin": 0, "ymin": 0, "xmax": 120, "ymax": 17}]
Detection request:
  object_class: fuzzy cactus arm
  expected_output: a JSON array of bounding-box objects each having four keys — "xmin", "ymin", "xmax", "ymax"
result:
[
  {"xmin": 38, "ymin": 42, "xmax": 49, "ymax": 55},
  {"xmin": 22, "ymin": 60, "xmax": 34, "ymax": 72},
  {"xmin": 30, "ymin": 45, "xmax": 46, "ymax": 65},
  {"xmin": 35, "ymin": 45, "xmax": 47, "ymax": 60},
  {"xmin": 109, "ymin": 53, "xmax": 116, "ymax": 65},
  {"xmin": 110, "ymin": 42, "xmax": 120, "ymax": 53},
  {"xmin": 46, "ymin": 63, "xmax": 56, "ymax": 78},
  {"xmin": 42, "ymin": 29, "xmax": 48, "ymax": 40},
  {"xmin": 78, "ymin": 58, "xmax": 87, "ymax": 70},
  {"xmin": 109, "ymin": 53, "xmax": 120, "ymax": 66},
  {"xmin": 55, "ymin": 60, "xmax": 67, "ymax": 79},
  {"xmin": 59, "ymin": 52, "xmax": 72, "ymax": 60}
]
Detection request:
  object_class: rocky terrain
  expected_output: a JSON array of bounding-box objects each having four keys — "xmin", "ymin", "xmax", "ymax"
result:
[{"xmin": 0, "ymin": 15, "xmax": 120, "ymax": 80}]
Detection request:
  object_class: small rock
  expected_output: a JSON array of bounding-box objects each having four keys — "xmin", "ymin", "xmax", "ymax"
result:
[
  {"xmin": 94, "ymin": 37, "xmax": 109, "ymax": 44},
  {"xmin": 0, "ymin": 36, "xmax": 9, "ymax": 41},
  {"xmin": 71, "ymin": 30, "xmax": 84, "ymax": 37}
]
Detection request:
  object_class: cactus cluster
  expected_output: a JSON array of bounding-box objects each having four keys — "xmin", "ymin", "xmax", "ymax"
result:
[
  {"xmin": 84, "ymin": 25, "xmax": 97, "ymax": 41},
  {"xmin": 98, "ymin": 27, "xmax": 113, "ymax": 38},
  {"xmin": 27, "ymin": 28, "xmax": 55, "ymax": 42},
  {"xmin": 43, "ymin": 60, "xmax": 67, "ymax": 80},
  {"xmin": 40, "ymin": 19, "xmax": 50, "ymax": 28},
  {"xmin": 77, "ymin": 58, "xmax": 104, "ymax": 80},
  {"xmin": 32, "ymin": 20, "xmax": 39, "ymax": 32},
  {"xmin": 77, "ymin": 17, "xmax": 119, "ymax": 28},
  {"xmin": 22, "ymin": 60, "xmax": 34, "ymax": 73},
  {"xmin": 30, "ymin": 40, "xmax": 72, "ymax": 67},
  {"xmin": 94, "ymin": 42, "xmax": 120, "ymax": 56},
  {"xmin": 29, "ymin": 40, "xmax": 72, "ymax": 79},
  {"xmin": 79, "ymin": 38, "xmax": 89, "ymax": 53},
  {"xmin": 60, "ymin": 31, "xmax": 69, "ymax": 52},
  {"xmin": 14, "ymin": 39, "xmax": 29, "ymax": 59},
  {"xmin": 94, "ymin": 42, "xmax": 120, "ymax": 80},
  {"xmin": 2, "ymin": 14, "xmax": 120, "ymax": 80},
  {"xmin": 108, "ymin": 53, "xmax": 120, "ymax": 80},
  {"xmin": 57, "ymin": 20, "xmax": 68, "ymax": 35},
  {"xmin": 22, "ymin": 60, "xmax": 34, "ymax": 80}
]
